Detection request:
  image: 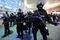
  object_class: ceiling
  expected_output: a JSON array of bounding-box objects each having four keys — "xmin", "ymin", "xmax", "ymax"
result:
[
  {"xmin": 0, "ymin": 0, "xmax": 22, "ymax": 9},
  {"xmin": 47, "ymin": 0, "xmax": 60, "ymax": 3},
  {"xmin": 0, "ymin": 0, "xmax": 60, "ymax": 12},
  {"xmin": 27, "ymin": 0, "xmax": 46, "ymax": 4}
]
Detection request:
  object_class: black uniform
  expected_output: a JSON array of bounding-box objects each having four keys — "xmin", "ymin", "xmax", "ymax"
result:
[
  {"xmin": 32, "ymin": 3, "xmax": 57, "ymax": 40},
  {"xmin": 32, "ymin": 3, "xmax": 49, "ymax": 40},
  {"xmin": 33, "ymin": 9, "xmax": 51, "ymax": 23},
  {"xmin": 16, "ymin": 10, "xmax": 24, "ymax": 40},
  {"xmin": 10, "ymin": 13, "xmax": 15, "ymax": 27},
  {"xmin": 24, "ymin": 12, "xmax": 33, "ymax": 35},
  {"xmin": 2, "ymin": 14, "xmax": 10, "ymax": 37},
  {"xmin": 13, "ymin": 15, "xmax": 16, "ymax": 25},
  {"xmin": 32, "ymin": 16, "xmax": 47, "ymax": 40}
]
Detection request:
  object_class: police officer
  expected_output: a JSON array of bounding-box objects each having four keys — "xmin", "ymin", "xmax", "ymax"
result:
[
  {"xmin": 32, "ymin": 2, "xmax": 58, "ymax": 40},
  {"xmin": 32, "ymin": 3, "xmax": 49, "ymax": 40},
  {"xmin": 2, "ymin": 12, "xmax": 11, "ymax": 38},
  {"xmin": 10, "ymin": 13, "xmax": 15, "ymax": 27},
  {"xmin": 16, "ymin": 9, "xmax": 24, "ymax": 40},
  {"xmin": 24, "ymin": 11, "xmax": 33, "ymax": 35},
  {"xmin": 13, "ymin": 14, "xmax": 16, "ymax": 25}
]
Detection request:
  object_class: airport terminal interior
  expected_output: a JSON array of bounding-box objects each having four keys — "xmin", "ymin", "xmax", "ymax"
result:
[{"xmin": 0, "ymin": 0, "xmax": 60, "ymax": 40}]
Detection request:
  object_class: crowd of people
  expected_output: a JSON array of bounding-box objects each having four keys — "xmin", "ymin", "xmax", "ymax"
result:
[
  {"xmin": 47, "ymin": 13, "xmax": 60, "ymax": 25},
  {"xmin": 1, "ymin": 3, "xmax": 58, "ymax": 40}
]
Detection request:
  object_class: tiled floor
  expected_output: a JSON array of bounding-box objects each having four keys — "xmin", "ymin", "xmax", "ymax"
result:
[{"xmin": 0, "ymin": 24, "xmax": 60, "ymax": 40}]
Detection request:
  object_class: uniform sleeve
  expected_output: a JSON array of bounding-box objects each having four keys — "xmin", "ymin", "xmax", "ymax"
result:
[{"xmin": 43, "ymin": 10, "xmax": 51, "ymax": 22}]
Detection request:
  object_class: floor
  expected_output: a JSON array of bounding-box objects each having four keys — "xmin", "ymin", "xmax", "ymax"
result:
[{"xmin": 0, "ymin": 24, "xmax": 60, "ymax": 40}]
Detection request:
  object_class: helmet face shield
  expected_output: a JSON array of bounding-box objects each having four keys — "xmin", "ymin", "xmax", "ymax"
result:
[{"xmin": 37, "ymin": 3, "xmax": 44, "ymax": 9}]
